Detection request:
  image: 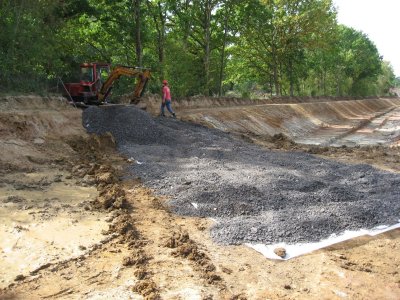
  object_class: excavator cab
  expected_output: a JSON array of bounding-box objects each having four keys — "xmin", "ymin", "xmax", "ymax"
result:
[
  {"xmin": 78, "ymin": 63, "xmax": 111, "ymax": 102},
  {"xmin": 80, "ymin": 66, "xmax": 95, "ymax": 83},
  {"xmin": 64, "ymin": 63, "xmax": 110, "ymax": 103}
]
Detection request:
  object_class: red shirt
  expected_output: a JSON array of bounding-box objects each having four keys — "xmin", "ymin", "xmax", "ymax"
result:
[{"xmin": 162, "ymin": 85, "xmax": 171, "ymax": 101}]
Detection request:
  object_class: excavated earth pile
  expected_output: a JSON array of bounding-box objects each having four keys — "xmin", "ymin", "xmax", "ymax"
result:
[{"xmin": 84, "ymin": 106, "xmax": 400, "ymax": 245}]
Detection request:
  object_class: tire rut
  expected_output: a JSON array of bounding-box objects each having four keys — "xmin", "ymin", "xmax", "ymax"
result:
[{"xmin": 127, "ymin": 184, "xmax": 232, "ymax": 299}]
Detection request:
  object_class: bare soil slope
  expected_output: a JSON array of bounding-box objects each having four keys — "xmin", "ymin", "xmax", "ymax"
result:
[{"xmin": 175, "ymin": 97, "xmax": 400, "ymax": 147}]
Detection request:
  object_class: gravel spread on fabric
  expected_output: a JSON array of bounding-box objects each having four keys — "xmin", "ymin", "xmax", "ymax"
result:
[{"xmin": 83, "ymin": 106, "xmax": 400, "ymax": 245}]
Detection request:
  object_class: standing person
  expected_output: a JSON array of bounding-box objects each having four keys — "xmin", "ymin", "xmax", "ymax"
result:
[{"xmin": 161, "ymin": 80, "xmax": 176, "ymax": 118}]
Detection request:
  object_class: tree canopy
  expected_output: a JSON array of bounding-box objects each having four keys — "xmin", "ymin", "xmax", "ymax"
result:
[{"xmin": 0, "ymin": 0, "xmax": 396, "ymax": 98}]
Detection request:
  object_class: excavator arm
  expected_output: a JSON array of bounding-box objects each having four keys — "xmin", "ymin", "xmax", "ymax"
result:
[{"xmin": 98, "ymin": 66, "xmax": 151, "ymax": 103}]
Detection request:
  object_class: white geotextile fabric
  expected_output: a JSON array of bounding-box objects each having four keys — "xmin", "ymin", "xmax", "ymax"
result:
[{"xmin": 246, "ymin": 220, "xmax": 400, "ymax": 260}]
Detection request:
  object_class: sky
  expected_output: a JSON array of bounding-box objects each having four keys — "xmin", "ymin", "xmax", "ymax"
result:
[{"xmin": 333, "ymin": 0, "xmax": 400, "ymax": 77}]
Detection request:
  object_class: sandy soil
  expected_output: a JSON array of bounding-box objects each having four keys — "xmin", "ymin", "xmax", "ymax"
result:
[{"xmin": 0, "ymin": 96, "xmax": 399, "ymax": 299}]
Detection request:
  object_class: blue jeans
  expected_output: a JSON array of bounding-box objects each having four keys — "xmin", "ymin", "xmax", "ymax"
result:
[{"xmin": 161, "ymin": 100, "xmax": 175, "ymax": 115}]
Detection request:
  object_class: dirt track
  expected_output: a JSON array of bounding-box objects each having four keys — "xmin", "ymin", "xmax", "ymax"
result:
[{"xmin": 1, "ymin": 96, "xmax": 400, "ymax": 299}]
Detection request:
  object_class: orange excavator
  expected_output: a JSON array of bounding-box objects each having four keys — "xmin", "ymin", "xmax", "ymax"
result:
[{"xmin": 63, "ymin": 63, "xmax": 151, "ymax": 105}]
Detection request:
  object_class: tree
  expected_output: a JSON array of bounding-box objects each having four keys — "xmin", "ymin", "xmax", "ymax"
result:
[
  {"xmin": 0, "ymin": 0, "xmax": 64, "ymax": 91},
  {"xmin": 146, "ymin": 0, "xmax": 167, "ymax": 79},
  {"xmin": 230, "ymin": 0, "xmax": 336, "ymax": 96},
  {"xmin": 376, "ymin": 61, "xmax": 395, "ymax": 95},
  {"xmin": 168, "ymin": 0, "xmax": 224, "ymax": 95},
  {"xmin": 0, "ymin": 0, "xmax": 392, "ymax": 98},
  {"xmin": 334, "ymin": 25, "xmax": 382, "ymax": 96}
]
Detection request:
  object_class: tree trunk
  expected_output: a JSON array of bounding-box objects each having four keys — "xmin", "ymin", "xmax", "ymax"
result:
[
  {"xmin": 269, "ymin": 73, "xmax": 273, "ymax": 97},
  {"xmin": 147, "ymin": 0, "xmax": 166, "ymax": 80},
  {"xmin": 336, "ymin": 78, "xmax": 341, "ymax": 96},
  {"xmin": 134, "ymin": 0, "xmax": 142, "ymax": 67},
  {"xmin": 289, "ymin": 59, "xmax": 294, "ymax": 97},
  {"xmin": 158, "ymin": 1, "xmax": 165, "ymax": 79},
  {"xmin": 272, "ymin": 46, "xmax": 280, "ymax": 96},
  {"xmin": 204, "ymin": 0, "xmax": 212, "ymax": 96},
  {"xmin": 273, "ymin": 64, "xmax": 280, "ymax": 96},
  {"xmin": 182, "ymin": 0, "xmax": 191, "ymax": 49},
  {"xmin": 218, "ymin": 1, "xmax": 229, "ymax": 96}
]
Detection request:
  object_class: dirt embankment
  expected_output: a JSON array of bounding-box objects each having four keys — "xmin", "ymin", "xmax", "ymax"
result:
[
  {"xmin": 0, "ymin": 96, "xmax": 84, "ymax": 172},
  {"xmin": 135, "ymin": 94, "xmax": 400, "ymax": 149},
  {"xmin": 130, "ymin": 94, "xmax": 398, "ymax": 114},
  {"xmin": 176, "ymin": 97, "xmax": 400, "ymax": 146},
  {"xmin": 1, "ymin": 96, "xmax": 400, "ymax": 300}
]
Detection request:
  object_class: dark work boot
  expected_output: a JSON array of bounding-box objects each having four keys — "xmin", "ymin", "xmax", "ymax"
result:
[{"xmin": 172, "ymin": 113, "xmax": 176, "ymax": 118}]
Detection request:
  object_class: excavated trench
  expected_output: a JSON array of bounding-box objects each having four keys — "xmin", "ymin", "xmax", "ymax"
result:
[
  {"xmin": 84, "ymin": 105, "xmax": 400, "ymax": 246},
  {"xmin": 2, "ymin": 96, "xmax": 400, "ymax": 299},
  {"xmin": 176, "ymin": 97, "xmax": 400, "ymax": 147}
]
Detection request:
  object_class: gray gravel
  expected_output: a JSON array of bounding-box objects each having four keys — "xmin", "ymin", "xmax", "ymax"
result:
[{"xmin": 83, "ymin": 106, "xmax": 400, "ymax": 245}]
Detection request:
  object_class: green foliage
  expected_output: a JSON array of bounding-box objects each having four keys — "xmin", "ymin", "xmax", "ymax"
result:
[
  {"xmin": 375, "ymin": 61, "xmax": 396, "ymax": 96},
  {"xmin": 336, "ymin": 26, "xmax": 382, "ymax": 96},
  {"xmin": 394, "ymin": 77, "xmax": 400, "ymax": 88},
  {"xmin": 0, "ymin": 0, "xmax": 62, "ymax": 92},
  {"xmin": 0, "ymin": 0, "xmax": 395, "ymax": 97}
]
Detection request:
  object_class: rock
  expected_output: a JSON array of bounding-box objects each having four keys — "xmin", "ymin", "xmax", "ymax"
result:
[
  {"xmin": 113, "ymin": 197, "xmax": 128, "ymax": 209},
  {"xmin": 53, "ymin": 174, "xmax": 62, "ymax": 182},
  {"xmin": 134, "ymin": 269, "xmax": 147, "ymax": 280},
  {"xmin": 30, "ymin": 263, "xmax": 52, "ymax": 275},
  {"xmin": 14, "ymin": 274, "xmax": 26, "ymax": 281},
  {"xmin": 82, "ymin": 174, "xmax": 96, "ymax": 185},
  {"xmin": 221, "ymin": 266, "xmax": 232, "ymax": 274},
  {"xmin": 96, "ymin": 195, "xmax": 114, "ymax": 209},
  {"xmin": 95, "ymin": 172, "xmax": 116, "ymax": 184},
  {"xmin": 284, "ymin": 284, "xmax": 292, "ymax": 290},
  {"xmin": 3, "ymin": 195, "xmax": 26, "ymax": 203},
  {"xmin": 122, "ymin": 256, "xmax": 133, "ymax": 266},
  {"xmin": 78, "ymin": 245, "xmax": 87, "ymax": 251},
  {"xmin": 71, "ymin": 165, "xmax": 85, "ymax": 174},
  {"xmin": 14, "ymin": 225, "xmax": 29, "ymax": 232},
  {"xmin": 33, "ymin": 138, "xmax": 45, "ymax": 144},
  {"xmin": 274, "ymin": 247, "xmax": 287, "ymax": 258}
]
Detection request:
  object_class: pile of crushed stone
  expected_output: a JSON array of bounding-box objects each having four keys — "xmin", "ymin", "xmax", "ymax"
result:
[
  {"xmin": 83, "ymin": 106, "xmax": 172, "ymax": 145},
  {"xmin": 83, "ymin": 106, "xmax": 400, "ymax": 245}
]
